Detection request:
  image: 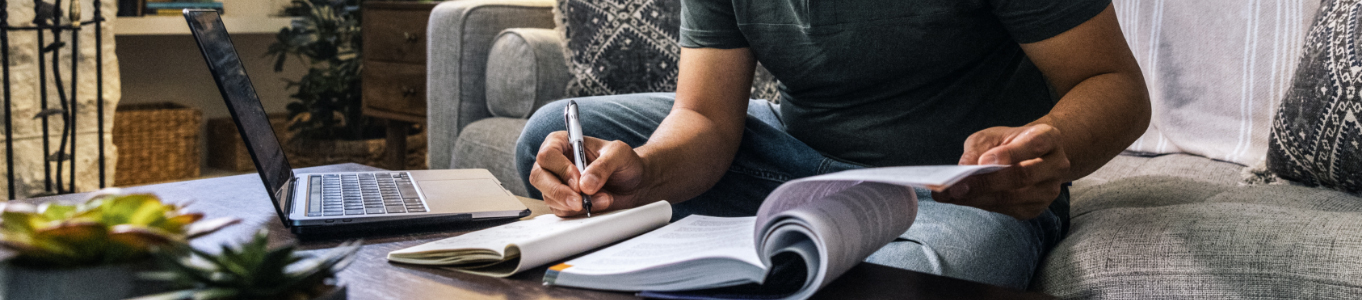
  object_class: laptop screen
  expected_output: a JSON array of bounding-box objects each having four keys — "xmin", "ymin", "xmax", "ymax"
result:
[{"xmin": 185, "ymin": 10, "xmax": 294, "ymax": 222}]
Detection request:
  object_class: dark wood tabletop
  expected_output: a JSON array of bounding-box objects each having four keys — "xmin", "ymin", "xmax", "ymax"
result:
[{"xmin": 21, "ymin": 164, "xmax": 1054, "ymax": 300}]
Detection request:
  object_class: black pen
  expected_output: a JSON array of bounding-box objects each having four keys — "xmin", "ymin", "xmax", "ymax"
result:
[{"xmin": 564, "ymin": 100, "xmax": 592, "ymax": 217}]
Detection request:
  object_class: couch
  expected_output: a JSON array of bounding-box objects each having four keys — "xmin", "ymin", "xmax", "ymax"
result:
[{"xmin": 427, "ymin": 0, "xmax": 1362, "ymax": 298}]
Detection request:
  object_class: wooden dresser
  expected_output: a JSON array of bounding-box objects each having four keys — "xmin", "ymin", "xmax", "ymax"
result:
[{"xmin": 361, "ymin": 1, "xmax": 440, "ymax": 168}]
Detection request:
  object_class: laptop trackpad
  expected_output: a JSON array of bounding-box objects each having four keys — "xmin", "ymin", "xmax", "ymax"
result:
[{"xmin": 418, "ymin": 178, "xmax": 525, "ymax": 213}]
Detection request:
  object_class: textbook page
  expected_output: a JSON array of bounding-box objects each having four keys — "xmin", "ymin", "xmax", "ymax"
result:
[
  {"xmin": 546, "ymin": 215, "xmax": 770, "ymax": 292},
  {"xmin": 388, "ymin": 200, "xmax": 671, "ymax": 277},
  {"xmin": 795, "ymin": 165, "xmax": 1005, "ymax": 190},
  {"xmin": 554, "ymin": 216, "xmax": 762, "ymax": 275}
]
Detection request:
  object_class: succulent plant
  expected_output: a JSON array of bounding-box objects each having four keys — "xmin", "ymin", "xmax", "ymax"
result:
[
  {"xmin": 0, "ymin": 190, "xmax": 239, "ymax": 268},
  {"xmin": 137, "ymin": 229, "xmax": 361, "ymax": 300}
]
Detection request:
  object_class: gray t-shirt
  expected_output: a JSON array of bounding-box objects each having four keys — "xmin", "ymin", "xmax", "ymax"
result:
[{"xmin": 679, "ymin": 0, "xmax": 1110, "ymax": 167}]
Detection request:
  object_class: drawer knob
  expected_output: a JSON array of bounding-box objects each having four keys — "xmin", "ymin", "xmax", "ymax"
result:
[
  {"xmin": 403, "ymin": 32, "xmax": 419, "ymax": 43},
  {"xmin": 402, "ymin": 87, "xmax": 418, "ymax": 97}
]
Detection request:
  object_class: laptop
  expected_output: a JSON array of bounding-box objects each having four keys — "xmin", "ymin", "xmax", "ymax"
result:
[{"xmin": 183, "ymin": 9, "xmax": 529, "ymax": 234}]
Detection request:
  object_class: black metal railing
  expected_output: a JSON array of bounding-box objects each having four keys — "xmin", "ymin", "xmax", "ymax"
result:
[{"xmin": 1, "ymin": 0, "xmax": 108, "ymax": 199}]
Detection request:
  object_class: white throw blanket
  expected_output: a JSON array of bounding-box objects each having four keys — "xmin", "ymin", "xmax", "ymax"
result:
[{"xmin": 1113, "ymin": 0, "xmax": 1318, "ymax": 166}]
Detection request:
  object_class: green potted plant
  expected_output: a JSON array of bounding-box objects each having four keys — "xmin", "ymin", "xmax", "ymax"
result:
[
  {"xmin": 135, "ymin": 229, "xmax": 361, "ymax": 300},
  {"xmin": 269, "ymin": 0, "xmax": 369, "ymax": 142},
  {"xmin": 0, "ymin": 190, "xmax": 239, "ymax": 300},
  {"xmin": 267, "ymin": 0, "xmax": 424, "ymax": 168}
]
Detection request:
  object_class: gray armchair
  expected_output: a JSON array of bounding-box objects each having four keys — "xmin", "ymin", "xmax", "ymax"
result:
[{"xmin": 427, "ymin": 0, "xmax": 570, "ymax": 196}]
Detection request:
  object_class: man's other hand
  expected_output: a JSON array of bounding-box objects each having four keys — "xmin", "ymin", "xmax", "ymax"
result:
[
  {"xmin": 933, "ymin": 124, "xmax": 1071, "ymax": 220},
  {"xmin": 529, "ymin": 131, "xmax": 648, "ymax": 217}
]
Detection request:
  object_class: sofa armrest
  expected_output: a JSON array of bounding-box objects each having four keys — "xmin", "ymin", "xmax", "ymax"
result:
[
  {"xmin": 485, "ymin": 28, "xmax": 570, "ymax": 119},
  {"xmin": 427, "ymin": 0, "xmax": 556, "ymax": 170}
]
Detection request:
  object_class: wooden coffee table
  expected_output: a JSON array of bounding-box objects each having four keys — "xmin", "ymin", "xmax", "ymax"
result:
[{"xmin": 19, "ymin": 164, "xmax": 1054, "ymax": 300}]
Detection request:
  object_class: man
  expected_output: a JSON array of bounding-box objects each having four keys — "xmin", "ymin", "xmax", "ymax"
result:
[{"xmin": 516, "ymin": 0, "xmax": 1148, "ymax": 289}]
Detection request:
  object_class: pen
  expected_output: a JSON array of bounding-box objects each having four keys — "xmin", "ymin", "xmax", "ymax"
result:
[{"xmin": 564, "ymin": 100, "xmax": 592, "ymax": 217}]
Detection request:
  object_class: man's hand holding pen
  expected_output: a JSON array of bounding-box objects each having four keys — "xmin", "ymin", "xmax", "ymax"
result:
[{"xmin": 529, "ymin": 100, "xmax": 650, "ymax": 217}]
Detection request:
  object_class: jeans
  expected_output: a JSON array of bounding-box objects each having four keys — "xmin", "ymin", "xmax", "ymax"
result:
[{"xmin": 514, "ymin": 93, "xmax": 1068, "ymax": 290}]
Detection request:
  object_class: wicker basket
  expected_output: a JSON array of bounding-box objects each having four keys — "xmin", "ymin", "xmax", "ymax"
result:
[{"xmin": 113, "ymin": 103, "xmax": 202, "ymax": 186}]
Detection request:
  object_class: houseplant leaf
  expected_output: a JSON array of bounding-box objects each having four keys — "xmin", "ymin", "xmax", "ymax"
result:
[{"xmin": 0, "ymin": 192, "xmax": 239, "ymax": 268}]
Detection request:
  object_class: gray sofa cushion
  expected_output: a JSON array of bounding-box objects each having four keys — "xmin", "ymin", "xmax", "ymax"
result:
[
  {"xmin": 1040, "ymin": 177, "xmax": 1362, "ymax": 299},
  {"xmin": 486, "ymin": 28, "xmax": 571, "ymax": 118},
  {"xmin": 1071, "ymin": 153, "xmax": 1245, "ymax": 196},
  {"xmin": 453, "ymin": 117, "xmax": 530, "ymax": 196},
  {"xmin": 1041, "ymin": 154, "xmax": 1362, "ymax": 299},
  {"xmin": 1267, "ymin": 0, "xmax": 1362, "ymax": 195}
]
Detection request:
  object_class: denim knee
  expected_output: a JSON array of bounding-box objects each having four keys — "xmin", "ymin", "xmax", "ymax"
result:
[{"xmin": 516, "ymin": 99, "xmax": 573, "ymax": 200}]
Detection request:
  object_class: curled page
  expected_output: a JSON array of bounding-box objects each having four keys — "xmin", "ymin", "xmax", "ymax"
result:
[
  {"xmin": 752, "ymin": 165, "xmax": 1003, "ymax": 299},
  {"xmin": 754, "ymin": 182, "xmax": 916, "ymax": 299}
]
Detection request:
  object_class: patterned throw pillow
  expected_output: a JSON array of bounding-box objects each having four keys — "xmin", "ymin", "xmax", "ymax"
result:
[
  {"xmin": 555, "ymin": 0, "xmax": 679, "ymax": 97},
  {"xmin": 1266, "ymin": 0, "xmax": 1362, "ymax": 194},
  {"xmin": 554, "ymin": 0, "xmax": 780, "ymax": 101},
  {"xmin": 751, "ymin": 64, "xmax": 781, "ymax": 103}
]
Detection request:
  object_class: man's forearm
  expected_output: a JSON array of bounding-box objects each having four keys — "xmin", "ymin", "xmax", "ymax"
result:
[
  {"xmin": 635, "ymin": 107, "xmax": 746, "ymax": 204},
  {"xmin": 1033, "ymin": 70, "xmax": 1150, "ymax": 182},
  {"xmin": 633, "ymin": 47, "xmax": 757, "ymax": 204},
  {"xmin": 1017, "ymin": 5, "xmax": 1151, "ymax": 183}
]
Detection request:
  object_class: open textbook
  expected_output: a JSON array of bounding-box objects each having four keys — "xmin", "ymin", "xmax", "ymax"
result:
[
  {"xmin": 543, "ymin": 165, "xmax": 1003, "ymax": 300},
  {"xmin": 387, "ymin": 201, "xmax": 672, "ymax": 277}
]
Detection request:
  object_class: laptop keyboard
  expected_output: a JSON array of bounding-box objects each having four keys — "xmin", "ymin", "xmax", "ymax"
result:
[{"xmin": 306, "ymin": 172, "xmax": 428, "ymax": 217}]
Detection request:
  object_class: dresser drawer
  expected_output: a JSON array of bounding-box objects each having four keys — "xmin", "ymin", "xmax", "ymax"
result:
[
  {"xmin": 362, "ymin": 61, "xmax": 427, "ymax": 122},
  {"xmin": 362, "ymin": 3, "xmax": 438, "ymax": 64}
]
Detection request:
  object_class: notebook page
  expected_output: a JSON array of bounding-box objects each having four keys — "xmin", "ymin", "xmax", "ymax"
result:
[{"xmin": 388, "ymin": 201, "xmax": 671, "ymax": 277}]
